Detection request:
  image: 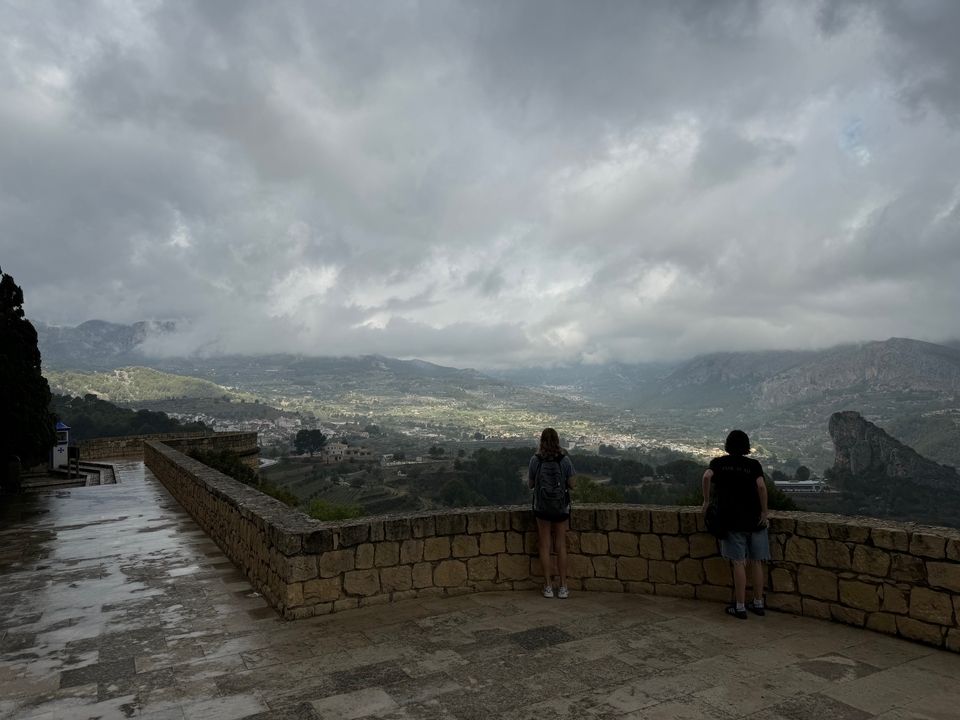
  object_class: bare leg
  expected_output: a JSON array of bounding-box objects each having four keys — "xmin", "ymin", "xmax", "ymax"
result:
[
  {"xmin": 750, "ymin": 560, "xmax": 765, "ymax": 603},
  {"xmin": 536, "ymin": 518, "xmax": 553, "ymax": 588},
  {"xmin": 731, "ymin": 559, "xmax": 747, "ymax": 606},
  {"xmin": 552, "ymin": 521, "xmax": 568, "ymax": 588}
]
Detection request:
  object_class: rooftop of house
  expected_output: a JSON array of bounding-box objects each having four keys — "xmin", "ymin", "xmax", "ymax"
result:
[{"xmin": 1, "ymin": 461, "xmax": 959, "ymax": 720}]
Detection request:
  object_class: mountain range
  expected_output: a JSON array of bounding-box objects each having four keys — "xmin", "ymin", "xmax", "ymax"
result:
[{"xmin": 36, "ymin": 320, "xmax": 960, "ymax": 469}]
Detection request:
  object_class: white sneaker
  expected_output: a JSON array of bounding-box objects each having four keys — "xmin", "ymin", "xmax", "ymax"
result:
[
  {"xmin": 557, "ymin": 586, "xmax": 570, "ymax": 599},
  {"xmin": 542, "ymin": 585, "xmax": 554, "ymax": 598}
]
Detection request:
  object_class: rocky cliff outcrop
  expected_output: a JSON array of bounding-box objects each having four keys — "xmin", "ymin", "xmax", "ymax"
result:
[{"xmin": 829, "ymin": 410, "xmax": 959, "ymax": 490}]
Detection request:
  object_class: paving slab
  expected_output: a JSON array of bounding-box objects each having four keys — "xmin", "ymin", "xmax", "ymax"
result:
[{"xmin": 1, "ymin": 460, "xmax": 958, "ymax": 720}]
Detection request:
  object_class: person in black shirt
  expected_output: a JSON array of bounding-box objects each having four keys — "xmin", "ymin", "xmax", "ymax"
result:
[{"xmin": 701, "ymin": 430, "xmax": 769, "ymax": 620}]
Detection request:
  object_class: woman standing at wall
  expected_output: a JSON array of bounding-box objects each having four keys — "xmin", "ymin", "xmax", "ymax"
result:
[{"xmin": 529, "ymin": 428, "xmax": 576, "ymax": 599}]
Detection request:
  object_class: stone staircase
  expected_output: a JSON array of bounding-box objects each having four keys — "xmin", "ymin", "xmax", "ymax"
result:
[{"xmin": 21, "ymin": 462, "xmax": 118, "ymax": 491}]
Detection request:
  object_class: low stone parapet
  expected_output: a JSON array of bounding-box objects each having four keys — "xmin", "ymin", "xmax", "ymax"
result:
[
  {"xmin": 143, "ymin": 440, "xmax": 960, "ymax": 652},
  {"xmin": 80, "ymin": 431, "xmax": 258, "ymax": 467}
]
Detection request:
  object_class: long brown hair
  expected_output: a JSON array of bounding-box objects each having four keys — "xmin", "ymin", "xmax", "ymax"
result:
[{"xmin": 538, "ymin": 427, "xmax": 562, "ymax": 458}]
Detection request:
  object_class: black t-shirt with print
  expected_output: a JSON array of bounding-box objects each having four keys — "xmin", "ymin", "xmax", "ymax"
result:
[{"xmin": 709, "ymin": 454, "xmax": 765, "ymax": 532}]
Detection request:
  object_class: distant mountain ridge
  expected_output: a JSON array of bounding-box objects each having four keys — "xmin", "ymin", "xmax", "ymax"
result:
[{"xmin": 37, "ymin": 319, "xmax": 176, "ymax": 370}]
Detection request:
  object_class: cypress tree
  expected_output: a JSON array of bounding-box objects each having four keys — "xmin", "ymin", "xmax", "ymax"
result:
[{"xmin": 1, "ymin": 267, "xmax": 56, "ymax": 490}]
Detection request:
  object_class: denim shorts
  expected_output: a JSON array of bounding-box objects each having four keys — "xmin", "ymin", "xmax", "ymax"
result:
[{"xmin": 721, "ymin": 528, "xmax": 771, "ymax": 562}]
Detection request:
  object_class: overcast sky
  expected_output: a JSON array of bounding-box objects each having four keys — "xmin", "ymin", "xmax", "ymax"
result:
[{"xmin": 2, "ymin": 1, "xmax": 959, "ymax": 367}]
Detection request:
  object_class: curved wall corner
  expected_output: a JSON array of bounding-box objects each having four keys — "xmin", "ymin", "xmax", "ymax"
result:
[{"xmin": 144, "ymin": 440, "xmax": 960, "ymax": 653}]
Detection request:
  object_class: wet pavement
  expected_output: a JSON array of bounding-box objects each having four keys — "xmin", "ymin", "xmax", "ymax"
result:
[{"xmin": 1, "ymin": 461, "xmax": 959, "ymax": 720}]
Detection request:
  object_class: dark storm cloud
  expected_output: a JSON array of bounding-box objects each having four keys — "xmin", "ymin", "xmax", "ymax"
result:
[{"xmin": 1, "ymin": 0, "xmax": 958, "ymax": 366}]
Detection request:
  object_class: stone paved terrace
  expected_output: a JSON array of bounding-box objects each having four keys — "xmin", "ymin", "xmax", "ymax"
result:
[{"xmin": 1, "ymin": 462, "xmax": 959, "ymax": 720}]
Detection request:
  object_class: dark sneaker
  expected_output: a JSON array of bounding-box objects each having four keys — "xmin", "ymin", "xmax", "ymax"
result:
[
  {"xmin": 748, "ymin": 601, "xmax": 765, "ymax": 616},
  {"xmin": 726, "ymin": 605, "xmax": 748, "ymax": 620}
]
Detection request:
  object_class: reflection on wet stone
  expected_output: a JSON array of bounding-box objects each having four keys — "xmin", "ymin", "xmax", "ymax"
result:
[{"xmin": 3, "ymin": 459, "xmax": 960, "ymax": 720}]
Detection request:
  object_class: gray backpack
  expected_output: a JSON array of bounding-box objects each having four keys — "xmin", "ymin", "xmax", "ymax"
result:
[{"xmin": 533, "ymin": 454, "xmax": 570, "ymax": 518}]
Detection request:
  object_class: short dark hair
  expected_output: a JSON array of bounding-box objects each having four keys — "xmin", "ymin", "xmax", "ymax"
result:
[{"xmin": 724, "ymin": 430, "xmax": 751, "ymax": 456}]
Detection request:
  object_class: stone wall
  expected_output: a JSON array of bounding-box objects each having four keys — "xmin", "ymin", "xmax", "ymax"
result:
[
  {"xmin": 144, "ymin": 440, "xmax": 960, "ymax": 652},
  {"xmin": 80, "ymin": 431, "xmax": 259, "ymax": 467}
]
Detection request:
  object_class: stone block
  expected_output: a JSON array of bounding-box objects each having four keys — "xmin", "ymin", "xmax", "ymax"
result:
[
  {"xmin": 400, "ymin": 539, "xmax": 424, "ymax": 564},
  {"xmin": 830, "ymin": 604, "xmax": 866, "ymax": 627},
  {"xmin": 355, "ymin": 543, "xmax": 375, "ymax": 570},
  {"xmin": 284, "ymin": 582, "xmax": 304, "ymax": 608},
  {"xmin": 524, "ymin": 532, "xmax": 538, "ymax": 554},
  {"xmin": 375, "ymin": 542, "xmax": 400, "ymax": 567},
  {"xmin": 704, "ymin": 557, "xmax": 732, "ymax": 586},
  {"xmin": 279, "ymin": 554, "xmax": 319, "ymax": 583},
  {"xmin": 910, "ymin": 532, "xmax": 946, "ymax": 559},
  {"xmin": 926, "ymin": 562, "xmax": 960, "ymax": 592},
  {"xmin": 865, "ymin": 612, "xmax": 898, "ymax": 636},
  {"xmin": 947, "ymin": 538, "xmax": 960, "ymax": 562},
  {"xmin": 689, "ymin": 533, "xmax": 718, "ymax": 559},
  {"xmin": 871, "ymin": 526, "xmax": 909, "ymax": 552},
  {"xmin": 802, "ymin": 598, "xmax": 832, "ymax": 620},
  {"xmin": 436, "ymin": 513, "xmax": 467, "ymax": 536},
  {"xmin": 312, "ymin": 602, "xmax": 334, "ymax": 616},
  {"xmin": 467, "ymin": 512, "xmax": 497, "ymax": 534},
  {"xmin": 452, "ymin": 535, "xmax": 479, "ymax": 558},
  {"xmin": 584, "ymin": 578, "xmax": 623, "ymax": 593},
  {"xmin": 839, "ymin": 579, "xmax": 880, "ymax": 612},
  {"xmin": 649, "ymin": 560, "xmax": 676, "ymax": 584},
  {"xmin": 608, "ymin": 532, "xmax": 638, "ymax": 557},
  {"xmin": 828, "ymin": 522, "xmax": 871, "ymax": 544},
  {"xmin": 565, "ymin": 532, "xmax": 580, "ymax": 554},
  {"xmin": 796, "ymin": 518, "xmax": 830, "ymax": 539},
  {"xmin": 768, "ymin": 516, "xmax": 795, "ymax": 534},
  {"xmin": 505, "ymin": 532, "xmax": 524, "ymax": 554},
  {"xmin": 852, "ymin": 545, "xmax": 890, "ymax": 577},
  {"xmin": 625, "ymin": 581, "xmax": 655, "ymax": 595},
  {"xmin": 766, "ymin": 592, "xmax": 801, "ymax": 613},
  {"xmin": 896, "ymin": 616, "xmax": 944, "ymax": 646},
  {"xmin": 676, "ymin": 558, "xmax": 704, "ymax": 585},
  {"xmin": 619, "ymin": 508, "xmax": 651, "ymax": 532},
  {"xmin": 383, "ymin": 518, "xmax": 411, "ymax": 541},
  {"xmin": 617, "ymin": 557, "xmax": 649, "ymax": 582},
  {"xmin": 334, "ymin": 598, "xmax": 359, "ymax": 612},
  {"xmin": 339, "ymin": 523, "xmax": 370, "ymax": 547},
  {"xmin": 380, "ymin": 566, "xmax": 413, "ymax": 593},
  {"xmin": 596, "ymin": 508, "xmax": 619, "ymax": 531},
  {"xmin": 424, "ymin": 537, "xmax": 451, "ymax": 561},
  {"xmin": 797, "ymin": 566, "xmax": 838, "ymax": 601},
  {"xmin": 511, "ymin": 510, "xmax": 536, "ymax": 532},
  {"xmin": 497, "ymin": 554, "xmax": 530, "ymax": 582},
  {"xmin": 817, "ymin": 539, "xmax": 853, "ymax": 570},
  {"xmin": 566, "ymin": 554, "xmax": 594, "ymax": 579},
  {"xmin": 304, "ymin": 577, "xmax": 341, "ymax": 603},
  {"xmin": 343, "ymin": 569, "xmax": 380, "ymax": 597},
  {"xmin": 593, "ymin": 556, "xmax": 617, "ymax": 578},
  {"xmin": 785, "ymin": 537, "xmax": 817, "ymax": 565},
  {"xmin": 678, "ymin": 510, "xmax": 700, "ymax": 534},
  {"xmin": 303, "ymin": 528, "xmax": 336, "ymax": 553},
  {"xmin": 697, "ymin": 585, "xmax": 734, "ymax": 603},
  {"xmin": 495, "ymin": 510, "xmax": 513, "ymax": 531},
  {"xmin": 412, "ymin": 562, "xmax": 433, "ymax": 589},
  {"xmin": 570, "ymin": 508, "xmax": 595, "ymax": 531},
  {"xmin": 360, "ymin": 594, "xmax": 391, "ymax": 607},
  {"xmin": 411, "ymin": 516, "xmax": 436, "ymax": 538},
  {"xmin": 656, "ymin": 583, "xmax": 695, "ymax": 599},
  {"xmin": 881, "ymin": 584, "xmax": 909, "ymax": 614},
  {"xmin": 319, "ymin": 549, "xmax": 355, "ymax": 579},
  {"xmin": 770, "ymin": 568, "xmax": 795, "ymax": 593},
  {"xmin": 468, "ymin": 556, "xmax": 497, "ymax": 581},
  {"xmin": 650, "ymin": 510, "xmax": 679, "ymax": 535},
  {"xmin": 580, "ymin": 532, "xmax": 609, "ymax": 555},
  {"xmin": 479, "ymin": 532, "xmax": 505, "ymax": 555},
  {"xmin": 285, "ymin": 606, "xmax": 315, "ymax": 620},
  {"xmin": 947, "ymin": 628, "xmax": 960, "ymax": 653},
  {"xmin": 638, "ymin": 534, "xmax": 663, "ymax": 560},
  {"xmin": 909, "ymin": 587, "xmax": 954, "ymax": 625},
  {"xmin": 663, "ymin": 536, "xmax": 689, "ymax": 562},
  {"xmin": 890, "ymin": 553, "xmax": 925, "ymax": 583}
]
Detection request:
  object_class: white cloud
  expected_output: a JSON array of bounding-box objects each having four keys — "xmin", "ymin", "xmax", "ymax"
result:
[{"xmin": 1, "ymin": 0, "xmax": 959, "ymax": 367}]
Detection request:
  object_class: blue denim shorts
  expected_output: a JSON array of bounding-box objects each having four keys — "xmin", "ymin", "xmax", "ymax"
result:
[{"xmin": 721, "ymin": 528, "xmax": 771, "ymax": 562}]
